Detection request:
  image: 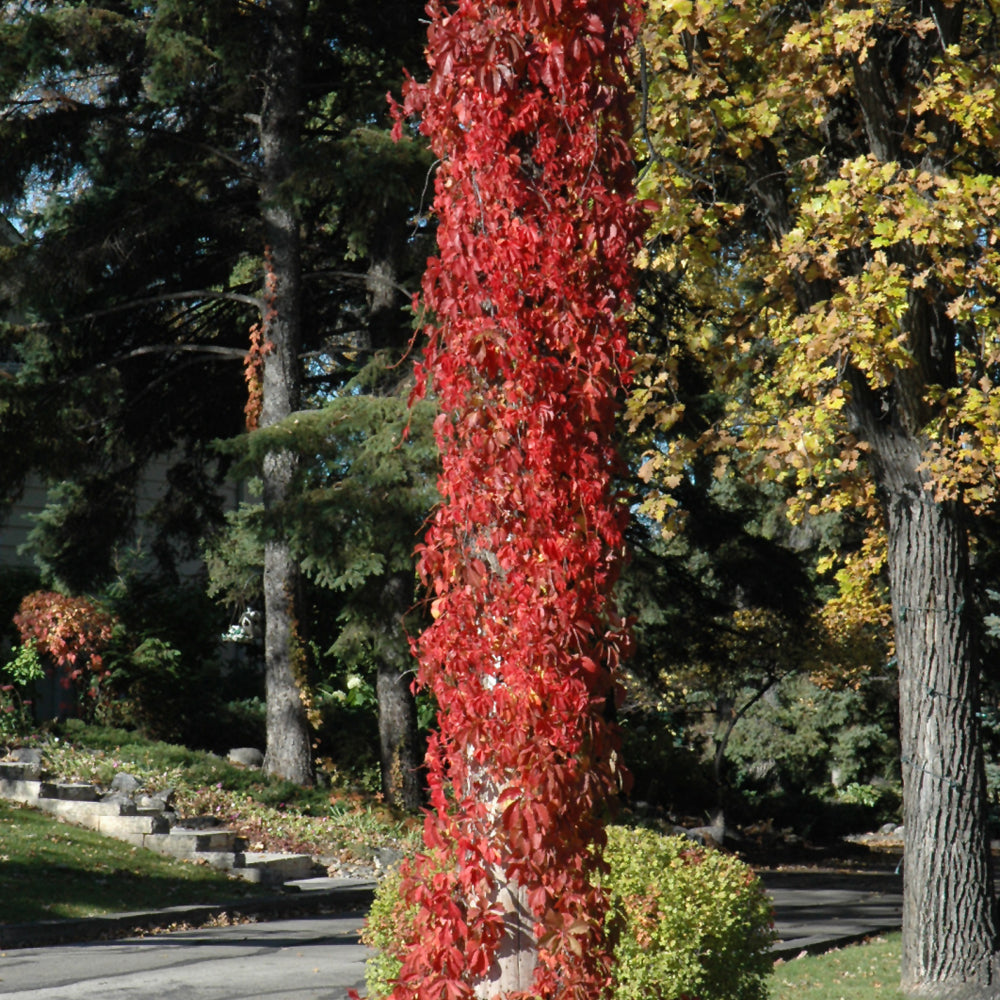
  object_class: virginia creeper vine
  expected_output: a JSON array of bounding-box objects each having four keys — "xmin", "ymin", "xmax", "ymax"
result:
[
  {"xmin": 387, "ymin": 0, "xmax": 645, "ymax": 996},
  {"xmin": 244, "ymin": 248, "xmax": 277, "ymax": 431}
]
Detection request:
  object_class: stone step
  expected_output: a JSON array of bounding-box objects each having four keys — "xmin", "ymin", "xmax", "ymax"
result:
[
  {"xmin": 138, "ymin": 834, "xmax": 242, "ymax": 871},
  {"xmin": 0, "ymin": 766, "xmax": 328, "ymax": 891},
  {"xmin": 36, "ymin": 798, "xmax": 136, "ymax": 823},
  {"xmin": 155, "ymin": 828, "xmax": 241, "ymax": 857},
  {"xmin": 0, "ymin": 777, "xmax": 41, "ymax": 803},
  {"xmin": 284, "ymin": 875, "xmax": 377, "ymax": 893},
  {"xmin": 38, "ymin": 781, "xmax": 102, "ymax": 802},
  {"xmin": 0, "ymin": 761, "xmax": 42, "ymax": 781},
  {"xmin": 35, "ymin": 800, "xmax": 168, "ymax": 840},
  {"xmin": 233, "ymin": 852, "xmax": 319, "ymax": 885},
  {"xmin": 97, "ymin": 813, "xmax": 171, "ymax": 837}
]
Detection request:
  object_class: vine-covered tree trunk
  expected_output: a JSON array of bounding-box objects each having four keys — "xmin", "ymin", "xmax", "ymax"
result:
[
  {"xmin": 884, "ymin": 473, "xmax": 997, "ymax": 993},
  {"xmin": 258, "ymin": 0, "xmax": 313, "ymax": 786},
  {"xmin": 387, "ymin": 0, "xmax": 645, "ymax": 996}
]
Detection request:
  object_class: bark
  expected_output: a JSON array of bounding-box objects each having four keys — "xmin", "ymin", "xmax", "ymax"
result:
[
  {"xmin": 474, "ymin": 874, "xmax": 536, "ymax": 998},
  {"xmin": 366, "ymin": 220, "xmax": 422, "ymax": 809},
  {"xmin": 365, "ymin": 222, "xmax": 403, "ymax": 352},
  {"xmin": 833, "ymin": 246, "xmax": 999, "ymax": 992},
  {"xmin": 882, "ymin": 470, "xmax": 997, "ymax": 995},
  {"xmin": 837, "ymin": 403, "xmax": 1000, "ymax": 994},
  {"xmin": 467, "ymin": 759, "xmax": 538, "ymax": 997},
  {"xmin": 376, "ymin": 575, "xmax": 422, "ymax": 811},
  {"xmin": 258, "ymin": 0, "xmax": 312, "ymax": 786}
]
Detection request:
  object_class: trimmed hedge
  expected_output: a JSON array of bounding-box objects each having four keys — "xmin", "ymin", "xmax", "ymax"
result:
[{"xmin": 363, "ymin": 825, "xmax": 775, "ymax": 999}]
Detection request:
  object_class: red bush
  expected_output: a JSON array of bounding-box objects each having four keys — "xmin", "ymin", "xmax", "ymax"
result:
[{"xmin": 14, "ymin": 591, "xmax": 118, "ymax": 694}]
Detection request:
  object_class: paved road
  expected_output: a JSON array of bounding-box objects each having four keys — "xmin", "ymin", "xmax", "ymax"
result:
[
  {"xmin": 0, "ymin": 912, "xmax": 369, "ymax": 1000},
  {"xmin": 762, "ymin": 869, "xmax": 902, "ymax": 957},
  {"xmin": 0, "ymin": 872, "xmax": 904, "ymax": 998}
]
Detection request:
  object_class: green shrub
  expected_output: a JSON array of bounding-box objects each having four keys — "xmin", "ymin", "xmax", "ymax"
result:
[
  {"xmin": 362, "ymin": 863, "xmax": 410, "ymax": 998},
  {"xmin": 0, "ymin": 645, "xmax": 46, "ymax": 739},
  {"xmin": 602, "ymin": 826, "xmax": 775, "ymax": 1000},
  {"xmin": 362, "ymin": 825, "xmax": 775, "ymax": 1000},
  {"xmin": 96, "ymin": 575, "xmax": 229, "ymax": 747}
]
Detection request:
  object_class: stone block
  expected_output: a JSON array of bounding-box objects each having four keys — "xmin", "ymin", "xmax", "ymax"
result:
[
  {"xmin": 38, "ymin": 781, "xmax": 102, "ymax": 802},
  {"xmin": 36, "ymin": 802, "xmax": 102, "ymax": 830},
  {"xmin": 38, "ymin": 798, "xmax": 134, "ymax": 821},
  {"xmin": 113, "ymin": 833, "xmax": 149, "ymax": 849},
  {"xmin": 228, "ymin": 747, "xmax": 264, "ymax": 768},
  {"xmin": 157, "ymin": 828, "xmax": 239, "ymax": 856},
  {"xmin": 192, "ymin": 851, "xmax": 240, "ymax": 871},
  {"xmin": 97, "ymin": 814, "xmax": 170, "ymax": 837},
  {"xmin": 0, "ymin": 761, "xmax": 42, "ymax": 781},
  {"xmin": 0, "ymin": 777, "xmax": 41, "ymax": 803},
  {"xmin": 235, "ymin": 852, "xmax": 318, "ymax": 885},
  {"xmin": 110, "ymin": 772, "xmax": 144, "ymax": 793}
]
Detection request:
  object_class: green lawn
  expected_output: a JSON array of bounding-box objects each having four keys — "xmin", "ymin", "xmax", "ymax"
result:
[
  {"xmin": 0, "ymin": 800, "xmax": 268, "ymax": 923},
  {"xmin": 771, "ymin": 934, "xmax": 904, "ymax": 1000}
]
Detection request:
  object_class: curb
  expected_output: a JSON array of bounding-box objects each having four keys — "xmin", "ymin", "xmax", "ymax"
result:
[
  {"xmin": 771, "ymin": 924, "xmax": 901, "ymax": 961},
  {"xmin": 0, "ymin": 883, "xmax": 376, "ymax": 950}
]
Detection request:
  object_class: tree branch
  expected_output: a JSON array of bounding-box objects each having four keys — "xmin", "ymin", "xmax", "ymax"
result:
[
  {"xmin": 304, "ymin": 269, "xmax": 416, "ymax": 299},
  {"xmin": 7, "ymin": 289, "xmax": 263, "ymax": 331},
  {"xmin": 96, "ymin": 343, "xmax": 250, "ymax": 364}
]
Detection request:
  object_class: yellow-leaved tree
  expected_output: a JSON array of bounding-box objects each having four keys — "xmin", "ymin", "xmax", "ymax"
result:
[{"xmin": 634, "ymin": 0, "xmax": 1000, "ymax": 995}]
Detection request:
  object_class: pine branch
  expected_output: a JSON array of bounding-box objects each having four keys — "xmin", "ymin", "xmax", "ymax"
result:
[{"xmin": 7, "ymin": 289, "xmax": 263, "ymax": 331}]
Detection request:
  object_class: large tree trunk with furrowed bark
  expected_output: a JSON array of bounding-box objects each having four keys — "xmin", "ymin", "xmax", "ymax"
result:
[
  {"xmin": 888, "ymin": 492, "xmax": 997, "ymax": 994},
  {"xmin": 258, "ymin": 0, "xmax": 313, "ymax": 787},
  {"xmin": 871, "ymin": 427, "xmax": 998, "ymax": 995}
]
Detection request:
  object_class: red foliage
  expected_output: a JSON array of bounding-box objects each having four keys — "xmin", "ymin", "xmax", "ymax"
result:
[
  {"xmin": 244, "ymin": 247, "xmax": 277, "ymax": 431},
  {"xmin": 387, "ymin": 0, "xmax": 646, "ymax": 996},
  {"xmin": 14, "ymin": 591, "xmax": 117, "ymax": 690}
]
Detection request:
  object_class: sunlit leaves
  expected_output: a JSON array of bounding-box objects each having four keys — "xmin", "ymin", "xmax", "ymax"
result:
[{"xmin": 633, "ymin": 0, "xmax": 1000, "ymax": 628}]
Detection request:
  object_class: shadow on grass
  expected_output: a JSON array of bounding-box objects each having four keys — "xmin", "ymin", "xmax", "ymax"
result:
[{"xmin": 0, "ymin": 801, "xmax": 268, "ymax": 924}]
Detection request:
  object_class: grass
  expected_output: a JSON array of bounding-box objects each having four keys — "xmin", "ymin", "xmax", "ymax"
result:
[
  {"xmin": 0, "ymin": 800, "xmax": 269, "ymax": 923},
  {"xmin": 770, "ymin": 934, "xmax": 905, "ymax": 1000}
]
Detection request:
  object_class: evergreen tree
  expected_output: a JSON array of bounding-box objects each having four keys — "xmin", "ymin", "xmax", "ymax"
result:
[{"xmin": 0, "ymin": 0, "xmax": 430, "ymax": 783}]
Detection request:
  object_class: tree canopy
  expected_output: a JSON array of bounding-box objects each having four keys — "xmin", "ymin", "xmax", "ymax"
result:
[
  {"xmin": 0, "ymin": 0, "xmax": 432, "ymax": 787},
  {"xmin": 0, "ymin": 0, "xmax": 430, "ymax": 578}
]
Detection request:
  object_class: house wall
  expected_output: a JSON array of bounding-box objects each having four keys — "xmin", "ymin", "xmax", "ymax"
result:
[
  {"xmin": 0, "ymin": 478, "xmax": 51, "ymax": 570},
  {"xmin": 0, "ymin": 456, "xmax": 240, "ymax": 579}
]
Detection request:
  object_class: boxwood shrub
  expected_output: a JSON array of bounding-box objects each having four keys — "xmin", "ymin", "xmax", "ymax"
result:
[{"xmin": 362, "ymin": 824, "xmax": 775, "ymax": 999}]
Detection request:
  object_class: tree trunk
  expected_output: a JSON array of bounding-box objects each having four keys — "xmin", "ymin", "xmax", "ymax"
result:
[
  {"xmin": 261, "ymin": 534, "xmax": 312, "ymax": 785},
  {"xmin": 881, "ymin": 459, "xmax": 997, "ymax": 995},
  {"xmin": 467, "ymin": 760, "xmax": 538, "ymax": 998},
  {"xmin": 365, "ymin": 222, "xmax": 402, "ymax": 353},
  {"xmin": 474, "ymin": 874, "xmax": 536, "ymax": 998},
  {"xmin": 376, "ymin": 575, "xmax": 422, "ymax": 811},
  {"xmin": 365, "ymin": 225, "xmax": 422, "ymax": 809},
  {"xmin": 258, "ymin": 0, "xmax": 312, "ymax": 786}
]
